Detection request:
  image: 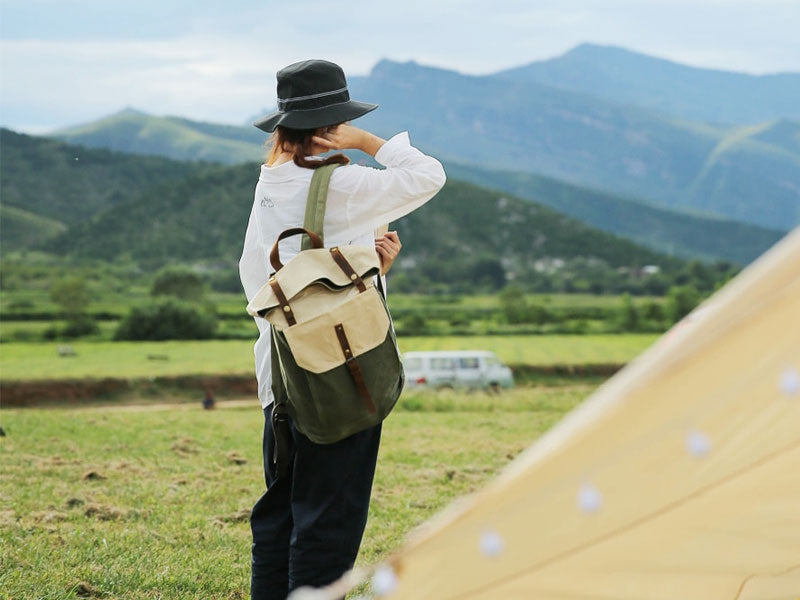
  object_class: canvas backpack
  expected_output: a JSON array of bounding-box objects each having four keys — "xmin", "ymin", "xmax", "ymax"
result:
[{"xmin": 246, "ymin": 163, "xmax": 405, "ymax": 446}]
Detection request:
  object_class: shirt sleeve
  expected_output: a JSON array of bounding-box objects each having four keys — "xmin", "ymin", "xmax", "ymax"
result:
[{"xmin": 342, "ymin": 131, "xmax": 446, "ymax": 236}]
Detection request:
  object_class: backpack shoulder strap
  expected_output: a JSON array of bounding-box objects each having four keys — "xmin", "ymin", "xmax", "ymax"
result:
[{"xmin": 301, "ymin": 163, "xmax": 340, "ymax": 251}]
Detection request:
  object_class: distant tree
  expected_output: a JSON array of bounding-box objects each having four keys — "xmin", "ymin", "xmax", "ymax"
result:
[
  {"xmin": 208, "ymin": 269, "xmax": 243, "ymax": 293},
  {"xmin": 642, "ymin": 273, "xmax": 670, "ymax": 296},
  {"xmin": 399, "ymin": 313, "xmax": 427, "ymax": 336},
  {"xmin": 50, "ymin": 276, "xmax": 91, "ymax": 318},
  {"xmin": 470, "ymin": 258, "xmax": 506, "ymax": 291},
  {"xmin": 150, "ymin": 266, "xmax": 206, "ymax": 300},
  {"xmin": 386, "ymin": 272, "xmax": 414, "ymax": 294},
  {"xmin": 62, "ymin": 314, "xmax": 99, "ymax": 338},
  {"xmin": 499, "ymin": 285, "xmax": 528, "ymax": 324},
  {"xmin": 667, "ymin": 285, "xmax": 700, "ymax": 324},
  {"xmin": 642, "ymin": 301, "xmax": 665, "ymax": 322},
  {"xmin": 48, "ymin": 275, "xmax": 99, "ymax": 339},
  {"xmin": 114, "ymin": 298, "xmax": 217, "ymax": 340},
  {"xmin": 618, "ymin": 293, "xmax": 640, "ymax": 331}
]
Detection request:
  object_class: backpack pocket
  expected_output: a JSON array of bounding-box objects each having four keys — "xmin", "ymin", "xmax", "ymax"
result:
[{"xmin": 283, "ymin": 286, "xmax": 390, "ymax": 373}]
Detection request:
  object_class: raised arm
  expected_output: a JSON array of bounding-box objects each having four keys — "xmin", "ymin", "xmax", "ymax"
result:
[{"xmin": 314, "ymin": 125, "xmax": 446, "ymax": 235}]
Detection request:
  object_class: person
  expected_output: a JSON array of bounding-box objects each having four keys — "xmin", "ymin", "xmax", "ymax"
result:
[
  {"xmin": 238, "ymin": 58, "xmax": 446, "ymax": 599},
  {"xmin": 202, "ymin": 388, "xmax": 215, "ymax": 410}
]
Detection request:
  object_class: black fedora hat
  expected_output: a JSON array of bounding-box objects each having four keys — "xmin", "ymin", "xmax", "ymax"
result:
[{"xmin": 253, "ymin": 59, "xmax": 378, "ymax": 133}]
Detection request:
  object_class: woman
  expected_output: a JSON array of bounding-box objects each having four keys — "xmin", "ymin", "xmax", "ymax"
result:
[{"xmin": 238, "ymin": 59, "xmax": 446, "ymax": 599}]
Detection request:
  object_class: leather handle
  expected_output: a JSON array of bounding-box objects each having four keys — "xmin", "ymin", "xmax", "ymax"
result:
[
  {"xmin": 329, "ymin": 247, "xmax": 367, "ymax": 293},
  {"xmin": 270, "ymin": 227, "xmax": 323, "ymax": 271}
]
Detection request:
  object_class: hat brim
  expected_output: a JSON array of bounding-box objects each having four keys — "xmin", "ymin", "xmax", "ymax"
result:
[{"xmin": 253, "ymin": 100, "xmax": 378, "ymax": 133}]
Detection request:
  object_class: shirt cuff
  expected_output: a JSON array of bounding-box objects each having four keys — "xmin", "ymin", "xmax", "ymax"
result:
[{"xmin": 374, "ymin": 131, "xmax": 411, "ymax": 166}]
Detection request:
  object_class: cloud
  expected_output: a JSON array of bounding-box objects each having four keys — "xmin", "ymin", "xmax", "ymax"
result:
[
  {"xmin": 1, "ymin": 0, "xmax": 798, "ymax": 132},
  {"xmin": 0, "ymin": 36, "xmax": 287, "ymax": 130}
]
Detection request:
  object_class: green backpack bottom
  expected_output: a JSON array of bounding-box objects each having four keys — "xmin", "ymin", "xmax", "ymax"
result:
[{"xmin": 270, "ymin": 319, "xmax": 405, "ymax": 445}]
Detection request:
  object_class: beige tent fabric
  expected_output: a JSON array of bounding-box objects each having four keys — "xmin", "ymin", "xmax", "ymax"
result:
[{"xmin": 371, "ymin": 228, "xmax": 800, "ymax": 600}]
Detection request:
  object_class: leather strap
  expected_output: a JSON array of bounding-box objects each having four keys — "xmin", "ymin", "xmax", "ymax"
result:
[
  {"xmin": 329, "ymin": 246, "xmax": 367, "ymax": 292},
  {"xmin": 301, "ymin": 164, "xmax": 340, "ymax": 251},
  {"xmin": 334, "ymin": 323, "xmax": 376, "ymax": 414},
  {"xmin": 376, "ymin": 274, "xmax": 386, "ymax": 299},
  {"xmin": 268, "ymin": 277, "xmax": 296, "ymax": 326},
  {"xmin": 270, "ymin": 227, "xmax": 323, "ymax": 271},
  {"xmin": 269, "ymin": 326, "xmax": 292, "ymax": 478}
]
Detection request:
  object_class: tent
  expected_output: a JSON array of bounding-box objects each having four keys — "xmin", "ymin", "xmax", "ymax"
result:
[{"xmin": 294, "ymin": 228, "xmax": 800, "ymax": 599}]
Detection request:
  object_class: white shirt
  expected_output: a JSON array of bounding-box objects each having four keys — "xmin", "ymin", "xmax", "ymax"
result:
[{"xmin": 238, "ymin": 131, "xmax": 447, "ymax": 408}]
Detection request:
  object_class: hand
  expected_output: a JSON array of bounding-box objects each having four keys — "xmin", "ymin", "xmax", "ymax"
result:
[
  {"xmin": 375, "ymin": 231, "xmax": 402, "ymax": 275},
  {"xmin": 312, "ymin": 124, "xmax": 385, "ymax": 156}
]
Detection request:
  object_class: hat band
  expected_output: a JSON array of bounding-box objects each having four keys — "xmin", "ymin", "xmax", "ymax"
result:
[{"xmin": 278, "ymin": 87, "xmax": 350, "ymax": 112}]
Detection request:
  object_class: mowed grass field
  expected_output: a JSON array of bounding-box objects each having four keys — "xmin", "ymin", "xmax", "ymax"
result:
[
  {"xmin": 0, "ymin": 385, "xmax": 593, "ymax": 599},
  {"xmin": 0, "ymin": 334, "xmax": 658, "ymax": 381}
]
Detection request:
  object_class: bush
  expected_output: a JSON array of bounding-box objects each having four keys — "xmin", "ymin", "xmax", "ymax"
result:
[
  {"xmin": 62, "ymin": 315, "xmax": 100, "ymax": 338},
  {"xmin": 50, "ymin": 276, "xmax": 91, "ymax": 318},
  {"xmin": 499, "ymin": 285, "xmax": 528, "ymax": 324},
  {"xmin": 617, "ymin": 293, "xmax": 640, "ymax": 332},
  {"xmin": 150, "ymin": 266, "xmax": 206, "ymax": 300},
  {"xmin": 397, "ymin": 313, "xmax": 427, "ymax": 336},
  {"xmin": 642, "ymin": 301, "xmax": 665, "ymax": 321},
  {"xmin": 114, "ymin": 298, "xmax": 217, "ymax": 340},
  {"xmin": 207, "ymin": 269, "xmax": 243, "ymax": 293},
  {"xmin": 667, "ymin": 285, "xmax": 700, "ymax": 324}
]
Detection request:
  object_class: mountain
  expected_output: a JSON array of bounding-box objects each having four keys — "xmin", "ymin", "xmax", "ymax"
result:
[
  {"xmin": 52, "ymin": 108, "xmax": 266, "ymax": 163},
  {"xmin": 444, "ymin": 162, "xmax": 783, "ymax": 264},
  {"xmin": 493, "ymin": 43, "xmax": 800, "ymax": 126},
  {"xmin": 1, "ymin": 127, "xmax": 782, "ymax": 264},
  {"xmin": 0, "ymin": 204, "xmax": 67, "ymax": 251},
  {"xmin": 40, "ymin": 159, "xmax": 684, "ymax": 289},
  {"xmin": 0, "ymin": 131, "xmax": 684, "ymax": 283},
  {"xmin": 48, "ymin": 48, "xmax": 800, "ymax": 232},
  {"xmin": 0, "ymin": 128, "xmax": 199, "ymax": 249},
  {"xmin": 3, "ymin": 127, "xmax": 680, "ymax": 280},
  {"xmin": 348, "ymin": 59, "xmax": 800, "ymax": 231}
]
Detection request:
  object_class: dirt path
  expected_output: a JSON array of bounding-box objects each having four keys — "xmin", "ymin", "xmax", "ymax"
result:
[{"xmin": 36, "ymin": 397, "xmax": 261, "ymax": 413}]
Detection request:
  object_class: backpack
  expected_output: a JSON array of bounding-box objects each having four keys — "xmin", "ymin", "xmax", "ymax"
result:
[{"xmin": 246, "ymin": 163, "xmax": 405, "ymax": 446}]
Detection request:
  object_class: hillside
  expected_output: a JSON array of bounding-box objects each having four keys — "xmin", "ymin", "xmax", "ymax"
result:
[
  {"xmin": 1, "ymin": 128, "xmax": 783, "ymax": 264},
  {"xmin": 47, "ymin": 46, "xmax": 800, "ymax": 231},
  {"xmin": 53, "ymin": 108, "xmax": 266, "ymax": 164},
  {"xmin": 0, "ymin": 128, "xmax": 199, "ymax": 235},
  {"xmin": 37, "ymin": 159, "xmax": 683, "ymax": 288},
  {"xmin": 444, "ymin": 162, "xmax": 783, "ymax": 264},
  {"xmin": 0, "ymin": 204, "xmax": 67, "ymax": 251},
  {"xmin": 349, "ymin": 59, "xmax": 800, "ymax": 231},
  {"xmin": 493, "ymin": 43, "xmax": 800, "ymax": 125}
]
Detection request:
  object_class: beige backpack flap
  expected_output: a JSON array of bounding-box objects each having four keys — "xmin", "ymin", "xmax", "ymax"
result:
[{"xmin": 246, "ymin": 244, "xmax": 381, "ymax": 322}]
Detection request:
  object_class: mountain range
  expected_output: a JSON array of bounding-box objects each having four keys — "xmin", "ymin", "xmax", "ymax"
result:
[
  {"xmin": 493, "ymin": 43, "xmax": 800, "ymax": 125},
  {"xmin": 1, "ymin": 129, "xmax": 685, "ymax": 294},
  {"xmin": 1, "ymin": 128, "xmax": 781, "ymax": 265},
  {"xmin": 51, "ymin": 44, "xmax": 800, "ymax": 238},
  {"xmin": 348, "ymin": 56, "xmax": 799, "ymax": 231},
  {"xmin": 17, "ymin": 43, "xmax": 799, "ymax": 265}
]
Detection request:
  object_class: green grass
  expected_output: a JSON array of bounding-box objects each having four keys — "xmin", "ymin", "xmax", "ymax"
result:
[
  {"xmin": 0, "ymin": 290, "xmax": 663, "ymax": 318},
  {"xmin": 0, "ymin": 335, "xmax": 657, "ymax": 381},
  {"xmin": 398, "ymin": 333, "xmax": 656, "ymax": 365},
  {"xmin": 0, "ymin": 385, "xmax": 590, "ymax": 599}
]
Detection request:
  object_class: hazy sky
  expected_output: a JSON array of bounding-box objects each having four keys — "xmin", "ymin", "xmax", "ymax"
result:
[{"xmin": 1, "ymin": 0, "xmax": 799, "ymax": 133}]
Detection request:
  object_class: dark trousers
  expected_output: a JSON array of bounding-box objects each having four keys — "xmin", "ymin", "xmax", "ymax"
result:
[{"xmin": 250, "ymin": 403, "xmax": 382, "ymax": 600}]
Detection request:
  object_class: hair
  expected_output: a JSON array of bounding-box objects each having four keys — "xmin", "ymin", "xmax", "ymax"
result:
[{"xmin": 264, "ymin": 123, "xmax": 351, "ymax": 169}]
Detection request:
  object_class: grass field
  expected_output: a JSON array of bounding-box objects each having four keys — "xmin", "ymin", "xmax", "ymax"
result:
[
  {"xmin": 0, "ymin": 385, "xmax": 591, "ymax": 599},
  {"xmin": 1, "ymin": 290, "xmax": 664, "ymax": 319},
  {"xmin": 0, "ymin": 335, "xmax": 658, "ymax": 381}
]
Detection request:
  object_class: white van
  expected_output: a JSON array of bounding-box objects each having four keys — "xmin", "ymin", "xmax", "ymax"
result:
[{"xmin": 402, "ymin": 351, "xmax": 514, "ymax": 391}]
